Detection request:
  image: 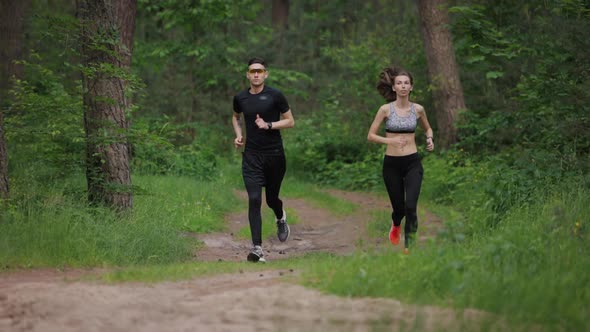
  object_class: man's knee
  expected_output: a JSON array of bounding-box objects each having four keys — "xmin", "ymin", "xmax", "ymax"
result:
[
  {"xmin": 266, "ymin": 196, "xmax": 281, "ymax": 208},
  {"xmin": 248, "ymin": 192, "xmax": 262, "ymax": 206}
]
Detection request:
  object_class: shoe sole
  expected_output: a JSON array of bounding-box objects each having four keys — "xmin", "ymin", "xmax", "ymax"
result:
[
  {"xmin": 278, "ymin": 223, "xmax": 290, "ymax": 242},
  {"xmin": 277, "ymin": 210, "xmax": 290, "ymax": 242},
  {"xmin": 247, "ymin": 253, "xmax": 266, "ymax": 263}
]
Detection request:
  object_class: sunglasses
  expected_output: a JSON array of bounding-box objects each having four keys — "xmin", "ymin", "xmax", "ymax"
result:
[{"xmin": 248, "ymin": 68, "xmax": 266, "ymax": 74}]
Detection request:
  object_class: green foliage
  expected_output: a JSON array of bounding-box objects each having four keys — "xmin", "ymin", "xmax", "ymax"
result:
[
  {"xmin": 281, "ymin": 177, "xmax": 358, "ymax": 216},
  {"xmin": 264, "ymin": 68, "xmax": 313, "ymax": 101},
  {"xmin": 7, "ymin": 11, "xmax": 224, "ymax": 182},
  {"xmin": 441, "ymin": 2, "xmax": 590, "ymax": 228},
  {"xmin": 302, "ymin": 184, "xmax": 590, "ymax": 330},
  {"xmin": 287, "ymin": 107, "xmax": 382, "ymax": 190},
  {"xmin": 129, "ymin": 116, "xmax": 230, "ymax": 179},
  {"xmin": 0, "ymin": 171, "xmax": 240, "ymax": 268},
  {"xmin": 134, "ymin": 174, "xmax": 239, "ymax": 233},
  {"xmin": 6, "ymin": 59, "xmax": 85, "ymax": 179},
  {"xmin": 134, "ymin": 0, "xmax": 268, "ymax": 122},
  {"xmin": 452, "ymin": 2, "xmax": 590, "ymax": 162},
  {"xmin": 421, "ymin": 149, "xmax": 589, "ymax": 233},
  {"xmin": 2, "ymin": 5, "xmax": 589, "ymax": 330},
  {"xmin": 273, "ymin": 1, "xmax": 432, "ymax": 190},
  {"xmin": 0, "ymin": 176, "xmax": 192, "ymax": 267}
]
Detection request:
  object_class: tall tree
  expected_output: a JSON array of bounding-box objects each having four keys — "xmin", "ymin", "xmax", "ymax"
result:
[
  {"xmin": 0, "ymin": 0, "xmax": 30, "ymax": 200},
  {"xmin": 271, "ymin": 0, "xmax": 289, "ymax": 29},
  {"xmin": 78, "ymin": 0, "xmax": 136, "ymax": 209},
  {"xmin": 418, "ymin": 0, "xmax": 466, "ymax": 148},
  {"xmin": 271, "ymin": 0, "xmax": 290, "ymax": 66}
]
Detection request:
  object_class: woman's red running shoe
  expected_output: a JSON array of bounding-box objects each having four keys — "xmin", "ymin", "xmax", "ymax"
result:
[{"xmin": 389, "ymin": 224, "xmax": 401, "ymax": 245}]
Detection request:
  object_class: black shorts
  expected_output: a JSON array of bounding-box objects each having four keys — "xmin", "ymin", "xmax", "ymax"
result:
[{"xmin": 242, "ymin": 151, "xmax": 286, "ymax": 187}]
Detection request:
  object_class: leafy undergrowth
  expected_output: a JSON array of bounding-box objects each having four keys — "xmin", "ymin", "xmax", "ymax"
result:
[
  {"xmin": 301, "ymin": 186, "xmax": 590, "ymax": 331},
  {"xmin": 0, "ymin": 174, "xmax": 239, "ymax": 268}
]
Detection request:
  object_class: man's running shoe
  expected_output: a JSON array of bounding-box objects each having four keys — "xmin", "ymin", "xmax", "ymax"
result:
[
  {"xmin": 389, "ymin": 224, "xmax": 401, "ymax": 245},
  {"xmin": 276, "ymin": 210, "xmax": 290, "ymax": 242},
  {"xmin": 247, "ymin": 245, "xmax": 266, "ymax": 263}
]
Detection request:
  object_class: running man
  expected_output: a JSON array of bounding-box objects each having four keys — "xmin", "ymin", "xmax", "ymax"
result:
[{"xmin": 232, "ymin": 57, "xmax": 295, "ymax": 262}]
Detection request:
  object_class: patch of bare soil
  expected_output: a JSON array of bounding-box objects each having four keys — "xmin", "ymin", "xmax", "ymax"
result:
[
  {"xmin": 195, "ymin": 189, "xmax": 443, "ymax": 262},
  {"xmin": 1, "ymin": 269, "xmax": 491, "ymax": 332},
  {"xmin": 1, "ymin": 190, "xmax": 492, "ymax": 332}
]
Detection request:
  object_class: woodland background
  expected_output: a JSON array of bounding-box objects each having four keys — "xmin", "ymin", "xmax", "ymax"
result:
[
  {"xmin": 1, "ymin": 0, "xmax": 589, "ymax": 205},
  {"xmin": 0, "ymin": 1, "xmax": 589, "ymax": 330}
]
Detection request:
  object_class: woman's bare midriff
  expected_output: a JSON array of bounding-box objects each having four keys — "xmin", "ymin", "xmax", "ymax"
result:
[{"xmin": 385, "ymin": 132, "xmax": 417, "ymax": 156}]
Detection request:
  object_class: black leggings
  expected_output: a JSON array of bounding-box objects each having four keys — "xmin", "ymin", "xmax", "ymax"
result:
[
  {"xmin": 242, "ymin": 152, "xmax": 286, "ymax": 246},
  {"xmin": 382, "ymin": 153, "xmax": 423, "ymax": 247}
]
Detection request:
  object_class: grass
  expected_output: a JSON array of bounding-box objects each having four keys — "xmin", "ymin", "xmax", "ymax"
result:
[
  {"xmin": 0, "ymin": 159, "xmax": 358, "ymax": 269},
  {"xmin": 0, "ymin": 173, "xmax": 239, "ymax": 268},
  {"xmin": 281, "ymin": 177, "xmax": 358, "ymax": 216},
  {"xmin": 99, "ymin": 252, "xmax": 331, "ymax": 283},
  {"xmin": 101, "ymin": 261, "xmax": 258, "ymax": 283},
  {"xmin": 300, "ymin": 185, "xmax": 590, "ymax": 331},
  {"xmin": 2, "ymin": 157, "xmax": 588, "ymax": 331},
  {"xmin": 133, "ymin": 175, "xmax": 241, "ymax": 233}
]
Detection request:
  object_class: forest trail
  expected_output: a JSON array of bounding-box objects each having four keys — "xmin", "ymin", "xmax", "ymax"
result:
[
  {"xmin": 195, "ymin": 189, "xmax": 444, "ymax": 262},
  {"xmin": 0, "ymin": 190, "xmax": 489, "ymax": 332}
]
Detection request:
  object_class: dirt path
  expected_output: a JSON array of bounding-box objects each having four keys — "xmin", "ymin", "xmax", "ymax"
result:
[
  {"xmin": 0, "ymin": 190, "xmax": 489, "ymax": 332},
  {"xmin": 196, "ymin": 189, "xmax": 443, "ymax": 262}
]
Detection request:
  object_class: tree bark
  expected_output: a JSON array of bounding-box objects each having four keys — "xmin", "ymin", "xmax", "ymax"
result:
[
  {"xmin": 0, "ymin": 110, "xmax": 8, "ymax": 200},
  {"xmin": 78, "ymin": 0, "xmax": 136, "ymax": 209},
  {"xmin": 271, "ymin": 0, "xmax": 289, "ymax": 29},
  {"xmin": 271, "ymin": 0, "xmax": 290, "ymax": 66},
  {"xmin": 418, "ymin": 0, "xmax": 466, "ymax": 148},
  {"xmin": 0, "ymin": 0, "xmax": 30, "ymax": 200}
]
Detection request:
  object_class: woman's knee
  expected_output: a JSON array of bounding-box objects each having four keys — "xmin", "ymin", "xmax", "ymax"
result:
[
  {"xmin": 405, "ymin": 208, "xmax": 417, "ymax": 221},
  {"xmin": 405, "ymin": 208, "xmax": 418, "ymax": 232},
  {"xmin": 392, "ymin": 211, "xmax": 405, "ymax": 223}
]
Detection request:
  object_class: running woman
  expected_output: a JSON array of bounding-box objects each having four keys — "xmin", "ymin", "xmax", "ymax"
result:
[
  {"xmin": 232, "ymin": 57, "xmax": 295, "ymax": 262},
  {"xmin": 367, "ymin": 66, "xmax": 434, "ymax": 253}
]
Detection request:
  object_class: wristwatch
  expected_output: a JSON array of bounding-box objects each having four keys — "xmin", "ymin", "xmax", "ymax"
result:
[{"xmin": 267, "ymin": 122, "xmax": 273, "ymax": 130}]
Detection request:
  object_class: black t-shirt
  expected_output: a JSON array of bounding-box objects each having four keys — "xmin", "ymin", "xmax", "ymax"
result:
[{"xmin": 233, "ymin": 86, "xmax": 290, "ymax": 155}]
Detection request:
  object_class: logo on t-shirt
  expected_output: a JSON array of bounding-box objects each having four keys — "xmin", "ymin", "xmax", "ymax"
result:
[{"xmin": 259, "ymin": 95, "xmax": 268, "ymax": 101}]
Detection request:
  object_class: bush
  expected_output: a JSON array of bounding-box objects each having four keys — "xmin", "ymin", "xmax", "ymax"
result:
[
  {"xmin": 303, "ymin": 183, "xmax": 590, "ymax": 331},
  {"xmin": 6, "ymin": 61, "xmax": 85, "ymax": 179},
  {"xmin": 130, "ymin": 118, "xmax": 219, "ymax": 180}
]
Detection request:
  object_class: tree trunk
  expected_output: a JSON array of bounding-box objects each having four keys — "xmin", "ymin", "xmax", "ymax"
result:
[
  {"xmin": 418, "ymin": 0, "xmax": 466, "ymax": 149},
  {"xmin": 0, "ymin": 110, "xmax": 8, "ymax": 200},
  {"xmin": 0, "ymin": 0, "xmax": 30, "ymax": 200},
  {"xmin": 271, "ymin": 0, "xmax": 289, "ymax": 29},
  {"xmin": 271, "ymin": 0, "xmax": 290, "ymax": 66},
  {"xmin": 78, "ymin": 0, "xmax": 136, "ymax": 210}
]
